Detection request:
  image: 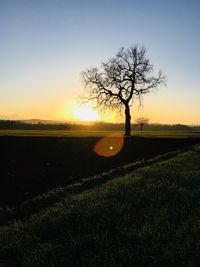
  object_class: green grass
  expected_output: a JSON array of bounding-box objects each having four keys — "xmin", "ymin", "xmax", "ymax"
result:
[
  {"xmin": 0, "ymin": 145, "xmax": 200, "ymax": 266},
  {"xmin": 132, "ymin": 130, "xmax": 200, "ymax": 138},
  {"xmin": 0, "ymin": 129, "xmax": 200, "ymax": 138},
  {"xmin": 0, "ymin": 129, "xmax": 117, "ymax": 137}
]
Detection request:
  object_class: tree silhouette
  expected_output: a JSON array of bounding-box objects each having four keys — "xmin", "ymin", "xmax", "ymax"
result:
[
  {"xmin": 81, "ymin": 45, "xmax": 166, "ymax": 136},
  {"xmin": 135, "ymin": 117, "xmax": 150, "ymax": 131}
]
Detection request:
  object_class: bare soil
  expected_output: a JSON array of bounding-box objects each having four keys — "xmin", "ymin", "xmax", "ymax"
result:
[{"xmin": 1, "ymin": 136, "xmax": 199, "ymax": 206}]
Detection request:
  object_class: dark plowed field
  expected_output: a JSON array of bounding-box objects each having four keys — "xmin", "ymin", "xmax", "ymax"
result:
[{"xmin": 1, "ymin": 136, "xmax": 199, "ymax": 206}]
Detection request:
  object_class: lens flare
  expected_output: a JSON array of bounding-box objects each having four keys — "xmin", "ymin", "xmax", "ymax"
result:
[{"xmin": 93, "ymin": 135, "xmax": 124, "ymax": 157}]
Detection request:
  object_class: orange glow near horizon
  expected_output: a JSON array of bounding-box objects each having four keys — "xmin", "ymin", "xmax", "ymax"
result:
[{"xmin": 37, "ymin": 98, "xmax": 200, "ymax": 125}]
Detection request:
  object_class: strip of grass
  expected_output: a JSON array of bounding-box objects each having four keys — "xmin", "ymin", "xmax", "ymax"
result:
[
  {"xmin": 133, "ymin": 130, "xmax": 200, "ymax": 138},
  {"xmin": 0, "ymin": 129, "xmax": 124, "ymax": 137},
  {"xmin": 0, "ymin": 145, "xmax": 200, "ymax": 266},
  {"xmin": 0, "ymin": 129, "xmax": 200, "ymax": 138}
]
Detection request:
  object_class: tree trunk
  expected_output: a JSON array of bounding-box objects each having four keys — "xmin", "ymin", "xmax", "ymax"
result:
[{"xmin": 124, "ymin": 104, "xmax": 131, "ymax": 136}]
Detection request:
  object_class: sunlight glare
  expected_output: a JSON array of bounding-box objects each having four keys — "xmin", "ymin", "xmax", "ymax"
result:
[{"xmin": 73, "ymin": 104, "xmax": 100, "ymax": 122}]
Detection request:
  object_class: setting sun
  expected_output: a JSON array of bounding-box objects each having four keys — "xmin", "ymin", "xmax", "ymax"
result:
[{"xmin": 73, "ymin": 104, "xmax": 100, "ymax": 122}]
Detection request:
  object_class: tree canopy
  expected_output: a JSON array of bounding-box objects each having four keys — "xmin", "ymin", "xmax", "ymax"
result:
[{"xmin": 82, "ymin": 45, "xmax": 166, "ymax": 136}]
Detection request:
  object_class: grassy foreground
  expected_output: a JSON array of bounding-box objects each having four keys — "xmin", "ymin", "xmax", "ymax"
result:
[
  {"xmin": 0, "ymin": 145, "xmax": 200, "ymax": 266},
  {"xmin": 0, "ymin": 129, "xmax": 200, "ymax": 138}
]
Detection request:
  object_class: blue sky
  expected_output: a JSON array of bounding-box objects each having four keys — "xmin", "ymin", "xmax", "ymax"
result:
[{"xmin": 0, "ymin": 0, "xmax": 199, "ymax": 124}]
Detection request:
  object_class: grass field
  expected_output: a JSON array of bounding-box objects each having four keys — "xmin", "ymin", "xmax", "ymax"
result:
[
  {"xmin": 0, "ymin": 144, "xmax": 200, "ymax": 266},
  {"xmin": 0, "ymin": 129, "xmax": 200, "ymax": 138}
]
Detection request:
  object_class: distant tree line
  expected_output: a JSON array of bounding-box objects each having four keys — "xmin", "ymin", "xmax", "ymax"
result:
[
  {"xmin": 0, "ymin": 120, "xmax": 199, "ymax": 131},
  {"xmin": 139, "ymin": 123, "xmax": 200, "ymax": 131},
  {"xmin": 0, "ymin": 120, "xmax": 71, "ymax": 130}
]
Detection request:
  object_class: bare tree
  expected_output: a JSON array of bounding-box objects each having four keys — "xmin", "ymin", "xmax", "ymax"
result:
[
  {"xmin": 81, "ymin": 45, "xmax": 166, "ymax": 136},
  {"xmin": 135, "ymin": 117, "xmax": 150, "ymax": 131}
]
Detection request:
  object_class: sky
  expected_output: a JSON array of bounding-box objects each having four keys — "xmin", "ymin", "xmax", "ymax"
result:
[{"xmin": 0, "ymin": 0, "xmax": 199, "ymax": 124}]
